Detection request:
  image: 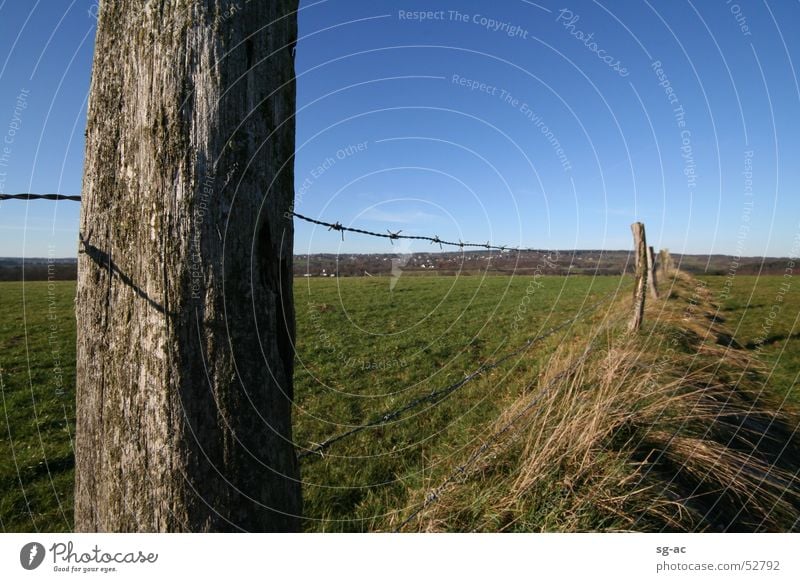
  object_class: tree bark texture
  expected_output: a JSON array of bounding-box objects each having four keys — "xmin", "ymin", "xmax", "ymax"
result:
[{"xmin": 75, "ymin": 0, "xmax": 301, "ymax": 532}]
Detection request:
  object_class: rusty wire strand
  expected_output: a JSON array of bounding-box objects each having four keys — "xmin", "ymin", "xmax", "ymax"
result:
[
  {"xmin": 4, "ymin": 196, "xmax": 557, "ymax": 255},
  {"xmin": 0, "ymin": 193, "xmax": 82, "ymax": 202},
  {"xmin": 290, "ymin": 211, "xmax": 553, "ymax": 254}
]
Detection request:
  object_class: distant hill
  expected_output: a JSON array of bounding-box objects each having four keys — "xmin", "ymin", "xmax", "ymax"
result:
[
  {"xmin": 0, "ymin": 257, "xmax": 77, "ymax": 281},
  {"xmin": 0, "ymin": 251, "xmax": 789, "ymax": 281},
  {"xmin": 293, "ymin": 250, "xmax": 789, "ymax": 278}
]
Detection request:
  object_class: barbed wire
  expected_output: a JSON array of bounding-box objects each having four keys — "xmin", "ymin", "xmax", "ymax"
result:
[
  {"xmin": 290, "ymin": 211, "xmax": 553, "ymax": 254},
  {"xmin": 7, "ymin": 192, "xmax": 642, "ymax": 530},
  {"xmin": 0, "ymin": 193, "xmax": 82, "ymax": 202},
  {"xmin": 3, "ymin": 191, "xmax": 619, "ymax": 466},
  {"xmin": 298, "ymin": 290, "xmax": 618, "ymax": 461},
  {"xmin": 2, "ymin": 195, "xmax": 565, "ymax": 255}
]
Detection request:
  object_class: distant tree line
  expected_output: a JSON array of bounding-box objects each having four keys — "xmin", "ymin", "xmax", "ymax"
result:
[{"xmin": 0, "ymin": 259, "xmax": 77, "ymax": 281}]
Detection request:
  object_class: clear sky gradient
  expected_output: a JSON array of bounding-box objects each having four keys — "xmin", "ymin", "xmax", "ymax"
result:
[{"xmin": 1, "ymin": 0, "xmax": 798, "ymax": 258}]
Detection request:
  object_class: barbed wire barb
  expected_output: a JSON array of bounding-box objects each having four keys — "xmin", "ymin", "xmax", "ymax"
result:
[{"xmin": 327, "ymin": 221, "xmax": 344, "ymax": 241}]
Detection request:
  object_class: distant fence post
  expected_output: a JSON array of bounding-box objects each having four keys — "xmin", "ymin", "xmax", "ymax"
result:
[
  {"xmin": 647, "ymin": 245, "xmax": 659, "ymax": 299},
  {"xmin": 658, "ymin": 248, "xmax": 673, "ymax": 277},
  {"xmin": 629, "ymin": 222, "xmax": 648, "ymax": 332}
]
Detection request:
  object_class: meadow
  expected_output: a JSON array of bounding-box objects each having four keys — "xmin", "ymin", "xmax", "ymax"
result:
[{"xmin": 1, "ymin": 271, "xmax": 799, "ymax": 532}]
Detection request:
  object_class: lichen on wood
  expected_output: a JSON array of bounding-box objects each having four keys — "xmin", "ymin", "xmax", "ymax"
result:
[{"xmin": 75, "ymin": 0, "xmax": 301, "ymax": 532}]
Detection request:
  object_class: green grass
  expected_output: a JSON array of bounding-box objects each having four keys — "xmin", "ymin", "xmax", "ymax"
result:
[
  {"xmin": 294, "ymin": 274, "xmax": 625, "ymax": 530},
  {"xmin": 2, "ymin": 274, "xmax": 798, "ymax": 532},
  {"xmin": 697, "ymin": 275, "xmax": 800, "ymax": 402},
  {"xmin": 0, "ymin": 281, "xmax": 76, "ymax": 532}
]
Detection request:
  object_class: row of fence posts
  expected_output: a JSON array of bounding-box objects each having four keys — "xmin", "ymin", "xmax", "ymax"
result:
[{"xmin": 628, "ymin": 222, "xmax": 672, "ymax": 332}]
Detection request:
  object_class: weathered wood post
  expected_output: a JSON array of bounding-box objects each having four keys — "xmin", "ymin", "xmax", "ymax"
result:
[
  {"xmin": 628, "ymin": 222, "xmax": 648, "ymax": 332},
  {"xmin": 658, "ymin": 248, "xmax": 673, "ymax": 277},
  {"xmin": 647, "ymin": 245, "xmax": 659, "ymax": 299},
  {"xmin": 75, "ymin": 0, "xmax": 301, "ymax": 531}
]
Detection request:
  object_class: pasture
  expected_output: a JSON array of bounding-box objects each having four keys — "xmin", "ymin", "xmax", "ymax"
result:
[{"xmin": 1, "ymin": 272, "xmax": 799, "ymax": 531}]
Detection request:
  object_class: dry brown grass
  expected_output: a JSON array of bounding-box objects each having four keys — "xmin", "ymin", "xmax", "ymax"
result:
[{"xmin": 403, "ymin": 271, "xmax": 800, "ymax": 532}]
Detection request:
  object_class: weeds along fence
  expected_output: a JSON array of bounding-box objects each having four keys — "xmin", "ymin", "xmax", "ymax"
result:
[
  {"xmin": 4, "ymin": 193, "xmax": 664, "ymax": 526},
  {"xmin": 393, "ymin": 340, "xmax": 607, "ymax": 531}
]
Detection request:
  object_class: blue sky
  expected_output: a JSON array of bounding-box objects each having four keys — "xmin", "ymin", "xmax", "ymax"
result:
[{"xmin": 0, "ymin": 0, "xmax": 798, "ymax": 257}]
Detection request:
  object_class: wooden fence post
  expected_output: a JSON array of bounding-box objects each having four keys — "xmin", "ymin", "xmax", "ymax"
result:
[
  {"xmin": 75, "ymin": 1, "xmax": 301, "ymax": 532},
  {"xmin": 629, "ymin": 222, "xmax": 648, "ymax": 332},
  {"xmin": 647, "ymin": 245, "xmax": 659, "ymax": 299},
  {"xmin": 658, "ymin": 248, "xmax": 673, "ymax": 277}
]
